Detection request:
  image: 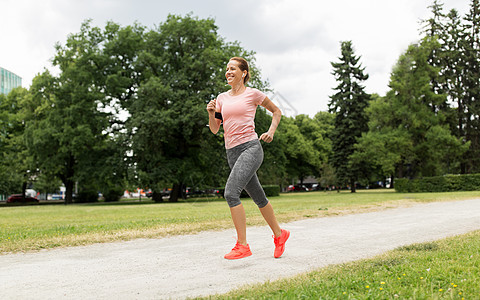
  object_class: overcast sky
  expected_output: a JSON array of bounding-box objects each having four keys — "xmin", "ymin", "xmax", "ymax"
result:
[{"xmin": 0, "ymin": 0, "xmax": 471, "ymax": 116}]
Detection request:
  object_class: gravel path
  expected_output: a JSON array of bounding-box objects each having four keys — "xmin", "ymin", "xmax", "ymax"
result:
[{"xmin": 1, "ymin": 198, "xmax": 480, "ymax": 299}]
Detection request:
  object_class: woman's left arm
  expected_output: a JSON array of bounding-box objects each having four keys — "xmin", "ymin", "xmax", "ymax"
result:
[{"xmin": 259, "ymin": 96, "xmax": 282, "ymax": 143}]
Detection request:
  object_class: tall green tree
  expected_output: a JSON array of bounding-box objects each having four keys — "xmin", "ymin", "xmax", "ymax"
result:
[
  {"xmin": 422, "ymin": 0, "xmax": 446, "ymax": 38},
  {"xmin": 421, "ymin": 0, "xmax": 480, "ymax": 173},
  {"xmin": 25, "ymin": 21, "xmax": 113, "ymax": 204},
  {"xmin": 313, "ymin": 111, "xmax": 336, "ymax": 189},
  {"xmin": 92, "ymin": 21, "xmax": 146, "ymax": 198},
  {"xmin": 273, "ymin": 116, "xmax": 318, "ymax": 186},
  {"xmin": 354, "ymin": 38, "xmax": 468, "ymax": 180},
  {"xmin": 422, "ymin": 0, "xmax": 453, "ymax": 117},
  {"xmin": 129, "ymin": 14, "xmax": 269, "ymax": 201},
  {"xmin": 461, "ymin": 0, "xmax": 480, "ymax": 173},
  {"xmin": 294, "ymin": 114, "xmax": 331, "ymax": 165},
  {"xmin": 254, "ymin": 107, "xmax": 287, "ymax": 186},
  {"xmin": 25, "ymin": 21, "xmax": 147, "ymax": 203},
  {"xmin": 328, "ymin": 41, "xmax": 370, "ymax": 192},
  {"xmin": 0, "ymin": 89, "xmax": 30, "ymax": 197},
  {"xmin": 442, "ymin": 8, "xmax": 469, "ymax": 172}
]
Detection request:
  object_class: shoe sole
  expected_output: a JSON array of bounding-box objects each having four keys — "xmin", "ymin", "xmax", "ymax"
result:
[{"xmin": 224, "ymin": 252, "xmax": 252, "ymax": 260}]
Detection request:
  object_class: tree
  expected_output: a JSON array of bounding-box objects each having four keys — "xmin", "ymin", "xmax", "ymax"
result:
[
  {"xmin": 254, "ymin": 107, "xmax": 287, "ymax": 186},
  {"xmin": 0, "ymin": 88, "xmax": 39, "ymax": 199},
  {"xmin": 0, "ymin": 90, "xmax": 26, "ymax": 196},
  {"xmin": 313, "ymin": 111, "xmax": 336, "ymax": 189},
  {"xmin": 422, "ymin": 0, "xmax": 446, "ymax": 38},
  {"xmin": 421, "ymin": 0, "xmax": 480, "ymax": 173},
  {"xmin": 422, "ymin": 0, "xmax": 455, "ymax": 119},
  {"xmin": 354, "ymin": 38, "xmax": 469, "ymax": 180},
  {"xmin": 441, "ymin": 8, "xmax": 469, "ymax": 173},
  {"xmin": 24, "ymin": 20, "xmax": 149, "ymax": 203},
  {"xmin": 274, "ymin": 117, "xmax": 320, "ymax": 186},
  {"xmin": 25, "ymin": 21, "xmax": 114, "ymax": 204},
  {"xmin": 294, "ymin": 114, "xmax": 331, "ymax": 165},
  {"xmin": 328, "ymin": 41, "xmax": 370, "ymax": 192},
  {"xmin": 461, "ymin": 0, "xmax": 480, "ymax": 173},
  {"xmin": 129, "ymin": 14, "xmax": 269, "ymax": 202}
]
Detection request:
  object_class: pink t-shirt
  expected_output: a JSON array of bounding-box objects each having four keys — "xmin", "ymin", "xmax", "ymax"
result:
[{"xmin": 216, "ymin": 87, "xmax": 266, "ymax": 149}]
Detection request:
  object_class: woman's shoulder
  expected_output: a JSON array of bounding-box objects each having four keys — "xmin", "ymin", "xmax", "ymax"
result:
[
  {"xmin": 246, "ymin": 87, "xmax": 265, "ymax": 96},
  {"xmin": 246, "ymin": 87, "xmax": 260, "ymax": 93},
  {"xmin": 216, "ymin": 91, "xmax": 229, "ymax": 102},
  {"xmin": 246, "ymin": 87, "xmax": 266, "ymax": 104},
  {"xmin": 218, "ymin": 90, "xmax": 230, "ymax": 98}
]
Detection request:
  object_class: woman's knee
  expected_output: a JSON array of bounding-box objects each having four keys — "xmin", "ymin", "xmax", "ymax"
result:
[
  {"xmin": 255, "ymin": 198, "xmax": 269, "ymax": 209},
  {"xmin": 224, "ymin": 189, "xmax": 242, "ymax": 208}
]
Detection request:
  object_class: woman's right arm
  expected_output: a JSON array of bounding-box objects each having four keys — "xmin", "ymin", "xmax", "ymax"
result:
[{"xmin": 207, "ymin": 99, "xmax": 221, "ymax": 134}]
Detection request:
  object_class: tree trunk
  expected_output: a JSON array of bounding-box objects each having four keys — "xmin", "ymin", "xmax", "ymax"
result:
[
  {"xmin": 350, "ymin": 179, "xmax": 356, "ymax": 193},
  {"xmin": 397, "ymin": 164, "xmax": 404, "ymax": 179},
  {"xmin": 64, "ymin": 179, "xmax": 74, "ymax": 204},
  {"xmin": 458, "ymin": 100, "xmax": 466, "ymax": 174},
  {"xmin": 169, "ymin": 183, "xmax": 185, "ymax": 202},
  {"xmin": 63, "ymin": 154, "xmax": 75, "ymax": 205},
  {"xmin": 22, "ymin": 181, "xmax": 27, "ymax": 200},
  {"xmin": 152, "ymin": 191, "xmax": 163, "ymax": 203}
]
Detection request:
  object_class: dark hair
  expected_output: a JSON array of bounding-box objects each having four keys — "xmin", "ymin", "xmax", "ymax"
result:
[{"xmin": 229, "ymin": 57, "xmax": 250, "ymax": 84}]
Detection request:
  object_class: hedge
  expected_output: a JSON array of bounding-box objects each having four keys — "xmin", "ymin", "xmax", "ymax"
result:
[
  {"xmin": 395, "ymin": 174, "xmax": 480, "ymax": 193},
  {"xmin": 74, "ymin": 190, "xmax": 99, "ymax": 203},
  {"xmin": 217, "ymin": 185, "xmax": 280, "ymax": 198},
  {"xmin": 261, "ymin": 185, "xmax": 281, "ymax": 197},
  {"xmin": 103, "ymin": 187, "xmax": 124, "ymax": 202}
]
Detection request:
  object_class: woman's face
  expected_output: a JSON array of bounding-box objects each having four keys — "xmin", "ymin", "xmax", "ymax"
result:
[{"xmin": 225, "ymin": 60, "xmax": 246, "ymax": 86}]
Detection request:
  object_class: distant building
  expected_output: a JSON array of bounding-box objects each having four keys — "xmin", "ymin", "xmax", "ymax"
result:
[{"xmin": 0, "ymin": 67, "xmax": 22, "ymax": 95}]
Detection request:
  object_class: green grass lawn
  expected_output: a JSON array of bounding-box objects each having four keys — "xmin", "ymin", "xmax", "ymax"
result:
[
  {"xmin": 1, "ymin": 189, "xmax": 479, "ymax": 253},
  {"xmin": 206, "ymin": 230, "xmax": 480, "ymax": 299}
]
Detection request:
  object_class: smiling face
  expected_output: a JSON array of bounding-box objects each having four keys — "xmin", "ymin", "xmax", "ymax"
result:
[{"xmin": 225, "ymin": 60, "xmax": 247, "ymax": 86}]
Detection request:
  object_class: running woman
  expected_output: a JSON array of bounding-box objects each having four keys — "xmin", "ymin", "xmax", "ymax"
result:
[{"xmin": 206, "ymin": 57, "xmax": 290, "ymax": 260}]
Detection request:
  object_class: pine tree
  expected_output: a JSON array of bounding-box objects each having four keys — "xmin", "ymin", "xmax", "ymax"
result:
[
  {"xmin": 422, "ymin": 0, "xmax": 449, "ymax": 112},
  {"xmin": 328, "ymin": 41, "xmax": 370, "ymax": 192},
  {"xmin": 462, "ymin": 0, "xmax": 480, "ymax": 172},
  {"xmin": 422, "ymin": 0, "xmax": 446, "ymax": 38},
  {"xmin": 355, "ymin": 38, "xmax": 468, "ymax": 179},
  {"xmin": 442, "ymin": 9, "xmax": 469, "ymax": 172}
]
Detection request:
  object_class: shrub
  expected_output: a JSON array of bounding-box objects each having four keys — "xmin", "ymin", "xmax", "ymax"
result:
[
  {"xmin": 262, "ymin": 185, "xmax": 280, "ymax": 197},
  {"xmin": 217, "ymin": 185, "xmax": 280, "ymax": 198},
  {"xmin": 395, "ymin": 174, "xmax": 480, "ymax": 193},
  {"xmin": 74, "ymin": 190, "xmax": 99, "ymax": 203},
  {"xmin": 103, "ymin": 187, "xmax": 124, "ymax": 202}
]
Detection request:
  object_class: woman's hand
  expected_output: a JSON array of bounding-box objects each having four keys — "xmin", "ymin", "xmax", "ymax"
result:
[
  {"xmin": 259, "ymin": 131, "xmax": 274, "ymax": 143},
  {"xmin": 207, "ymin": 99, "xmax": 221, "ymax": 134},
  {"xmin": 207, "ymin": 99, "xmax": 216, "ymax": 113},
  {"xmin": 259, "ymin": 96, "xmax": 281, "ymax": 143}
]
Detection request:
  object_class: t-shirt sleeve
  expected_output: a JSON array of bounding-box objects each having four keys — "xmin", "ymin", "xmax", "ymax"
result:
[{"xmin": 253, "ymin": 88, "xmax": 266, "ymax": 105}]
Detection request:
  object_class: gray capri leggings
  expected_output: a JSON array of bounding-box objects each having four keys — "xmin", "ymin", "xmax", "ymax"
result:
[{"xmin": 224, "ymin": 139, "xmax": 269, "ymax": 208}]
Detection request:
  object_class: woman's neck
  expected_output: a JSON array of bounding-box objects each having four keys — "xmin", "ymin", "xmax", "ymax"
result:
[{"xmin": 229, "ymin": 83, "xmax": 246, "ymax": 96}]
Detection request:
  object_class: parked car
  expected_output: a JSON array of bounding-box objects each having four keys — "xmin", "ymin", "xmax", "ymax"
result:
[
  {"xmin": 186, "ymin": 187, "xmax": 206, "ymax": 197},
  {"xmin": 287, "ymin": 185, "xmax": 310, "ymax": 192},
  {"xmin": 146, "ymin": 190, "xmax": 171, "ymax": 198},
  {"xmin": 7, "ymin": 194, "xmax": 39, "ymax": 204}
]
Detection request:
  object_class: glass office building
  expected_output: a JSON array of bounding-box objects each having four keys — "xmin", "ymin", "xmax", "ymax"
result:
[{"xmin": 0, "ymin": 67, "xmax": 22, "ymax": 95}]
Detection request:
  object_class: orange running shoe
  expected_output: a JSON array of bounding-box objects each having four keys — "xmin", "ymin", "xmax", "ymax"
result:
[
  {"xmin": 273, "ymin": 229, "xmax": 290, "ymax": 258},
  {"xmin": 224, "ymin": 242, "xmax": 252, "ymax": 260}
]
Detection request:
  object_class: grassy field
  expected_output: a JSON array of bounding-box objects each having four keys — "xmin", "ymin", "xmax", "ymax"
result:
[
  {"xmin": 206, "ymin": 230, "xmax": 480, "ymax": 299},
  {"xmin": 1, "ymin": 189, "xmax": 479, "ymax": 254}
]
